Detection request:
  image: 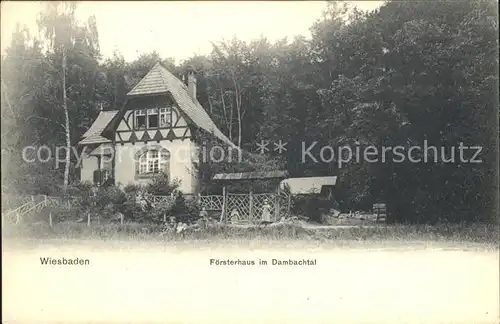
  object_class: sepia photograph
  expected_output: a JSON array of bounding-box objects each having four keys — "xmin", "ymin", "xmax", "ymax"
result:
[{"xmin": 1, "ymin": 1, "xmax": 499, "ymax": 323}]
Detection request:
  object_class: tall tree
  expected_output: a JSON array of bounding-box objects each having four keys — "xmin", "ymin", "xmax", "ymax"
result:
[
  {"xmin": 37, "ymin": 1, "xmax": 102, "ymax": 190},
  {"xmin": 316, "ymin": 0, "xmax": 498, "ymax": 222}
]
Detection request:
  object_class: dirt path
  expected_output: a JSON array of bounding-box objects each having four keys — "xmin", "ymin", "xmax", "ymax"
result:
[
  {"xmin": 226, "ymin": 222, "xmax": 378, "ymax": 229},
  {"xmin": 3, "ymin": 241, "xmax": 498, "ymax": 324}
]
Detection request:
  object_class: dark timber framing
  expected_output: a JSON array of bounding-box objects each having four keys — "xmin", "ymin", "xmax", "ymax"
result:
[{"xmin": 109, "ymin": 93, "xmax": 193, "ymax": 145}]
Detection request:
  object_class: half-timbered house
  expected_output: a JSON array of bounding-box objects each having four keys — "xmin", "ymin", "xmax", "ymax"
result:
[{"xmin": 78, "ymin": 62, "xmax": 236, "ymax": 194}]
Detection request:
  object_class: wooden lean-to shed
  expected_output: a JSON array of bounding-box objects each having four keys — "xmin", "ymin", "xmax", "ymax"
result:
[{"xmin": 279, "ymin": 176, "xmax": 338, "ymax": 199}]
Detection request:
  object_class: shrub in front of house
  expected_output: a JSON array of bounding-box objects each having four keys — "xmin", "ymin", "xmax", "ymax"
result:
[
  {"xmin": 165, "ymin": 191, "xmax": 199, "ymax": 224},
  {"xmin": 27, "ymin": 174, "xmax": 199, "ymax": 226},
  {"xmin": 145, "ymin": 174, "xmax": 180, "ymax": 196}
]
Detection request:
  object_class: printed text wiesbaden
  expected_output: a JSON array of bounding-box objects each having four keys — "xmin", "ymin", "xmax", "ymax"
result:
[{"xmin": 40, "ymin": 257, "xmax": 90, "ymax": 266}]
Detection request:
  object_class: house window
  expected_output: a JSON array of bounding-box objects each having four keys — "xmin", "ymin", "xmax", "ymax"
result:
[
  {"xmin": 159, "ymin": 107, "xmax": 172, "ymax": 127},
  {"xmin": 138, "ymin": 149, "xmax": 169, "ymax": 175},
  {"xmin": 135, "ymin": 107, "xmax": 175, "ymax": 129},
  {"xmin": 135, "ymin": 109, "xmax": 146, "ymax": 129},
  {"xmin": 147, "ymin": 108, "xmax": 158, "ymax": 128}
]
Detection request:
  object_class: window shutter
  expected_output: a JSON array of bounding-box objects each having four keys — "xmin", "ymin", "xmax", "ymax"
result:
[{"xmin": 135, "ymin": 158, "xmax": 140, "ymax": 175}]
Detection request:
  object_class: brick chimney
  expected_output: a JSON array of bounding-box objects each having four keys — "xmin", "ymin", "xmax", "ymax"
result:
[{"xmin": 187, "ymin": 72, "xmax": 197, "ymax": 101}]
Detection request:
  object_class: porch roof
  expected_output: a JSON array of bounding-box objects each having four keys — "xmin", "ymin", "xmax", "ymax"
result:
[
  {"xmin": 79, "ymin": 135, "xmax": 111, "ymax": 145},
  {"xmin": 88, "ymin": 144, "xmax": 113, "ymax": 156},
  {"xmin": 78, "ymin": 110, "xmax": 118, "ymax": 145}
]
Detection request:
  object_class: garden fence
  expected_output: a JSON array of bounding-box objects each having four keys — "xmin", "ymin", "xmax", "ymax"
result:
[{"xmin": 2, "ymin": 191, "xmax": 292, "ymax": 227}]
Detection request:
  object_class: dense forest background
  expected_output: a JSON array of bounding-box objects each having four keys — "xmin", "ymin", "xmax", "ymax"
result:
[{"xmin": 1, "ymin": 1, "xmax": 498, "ymax": 223}]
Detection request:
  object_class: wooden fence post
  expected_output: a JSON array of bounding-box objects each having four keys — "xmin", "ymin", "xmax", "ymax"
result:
[
  {"xmin": 287, "ymin": 193, "xmax": 292, "ymax": 217},
  {"xmin": 220, "ymin": 186, "xmax": 226, "ymax": 223},
  {"xmin": 87, "ymin": 213, "xmax": 91, "ymax": 227},
  {"xmin": 275, "ymin": 187, "xmax": 280, "ymax": 221},
  {"xmin": 120, "ymin": 213, "xmax": 124, "ymax": 225},
  {"xmin": 163, "ymin": 213, "xmax": 166, "ymax": 223},
  {"xmin": 49, "ymin": 212, "xmax": 53, "ymax": 227},
  {"xmin": 249, "ymin": 189, "xmax": 254, "ymax": 223}
]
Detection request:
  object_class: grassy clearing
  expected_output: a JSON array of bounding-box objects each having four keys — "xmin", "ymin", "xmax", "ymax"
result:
[{"xmin": 3, "ymin": 220, "xmax": 498, "ymax": 248}]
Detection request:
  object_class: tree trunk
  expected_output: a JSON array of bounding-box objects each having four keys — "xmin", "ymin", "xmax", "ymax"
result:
[
  {"xmin": 227, "ymin": 92, "xmax": 233, "ymax": 142},
  {"xmin": 113, "ymin": 72, "xmax": 118, "ymax": 110},
  {"xmin": 231, "ymin": 73, "xmax": 242, "ymax": 148},
  {"xmin": 62, "ymin": 49, "xmax": 70, "ymax": 191},
  {"xmin": 219, "ymin": 86, "xmax": 232, "ymax": 142},
  {"xmin": 1, "ymin": 78, "xmax": 16, "ymax": 117},
  {"xmin": 236, "ymin": 95, "xmax": 242, "ymax": 148},
  {"xmin": 207, "ymin": 95, "xmax": 214, "ymax": 115}
]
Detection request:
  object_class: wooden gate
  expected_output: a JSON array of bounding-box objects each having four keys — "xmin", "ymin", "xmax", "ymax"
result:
[{"xmin": 223, "ymin": 191, "xmax": 291, "ymax": 224}]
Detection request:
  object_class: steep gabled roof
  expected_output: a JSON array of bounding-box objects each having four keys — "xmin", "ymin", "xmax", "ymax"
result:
[
  {"xmin": 79, "ymin": 63, "xmax": 237, "ymax": 149},
  {"xmin": 127, "ymin": 62, "xmax": 237, "ymax": 148},
  {"xmin": 78, "ymin": 110, "xmax": 118, "ymax": 145},
  {"xmin": 127, "ymin": 63, "xmax": 170, "ymax": 96}
]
